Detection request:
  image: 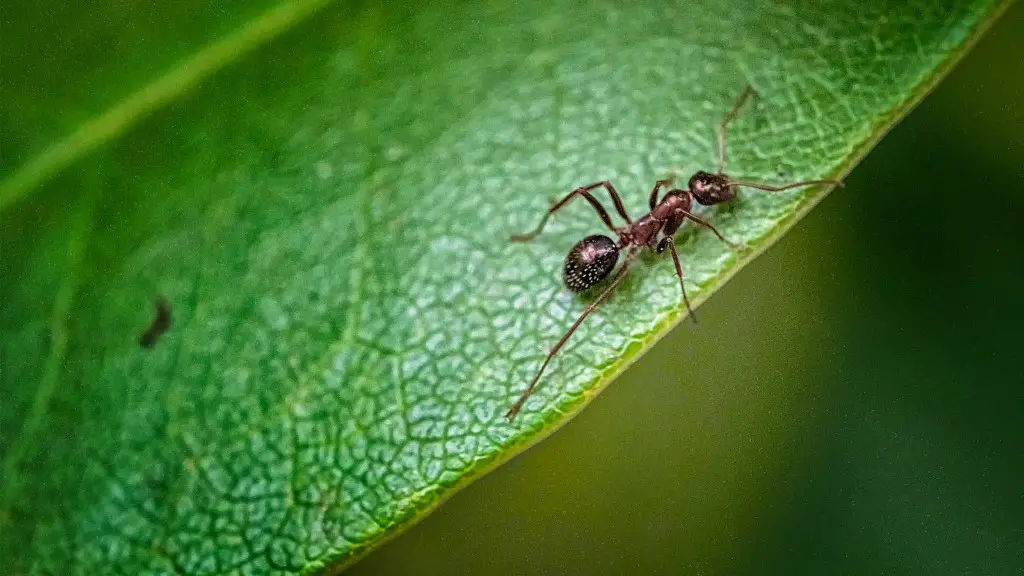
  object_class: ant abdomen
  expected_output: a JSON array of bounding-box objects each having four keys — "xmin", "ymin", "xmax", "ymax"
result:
[{"xmin": 564, "ymin": 234, "xmax": 620, "ymax": 292}]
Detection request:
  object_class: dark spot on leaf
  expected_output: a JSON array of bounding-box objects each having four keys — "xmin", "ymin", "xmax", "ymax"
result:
[{"xmin": 138, "ymin": 297, "xmax": 171, "ymax": 349}]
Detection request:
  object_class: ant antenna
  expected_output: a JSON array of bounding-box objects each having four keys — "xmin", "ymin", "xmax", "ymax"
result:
[
  {"xmin": 717, "ymin": 85, "xmax": 756, "ymax": 173},
  {"xmin": 729, "ymin": 179, "xmax": 844, "ymax": 192}
]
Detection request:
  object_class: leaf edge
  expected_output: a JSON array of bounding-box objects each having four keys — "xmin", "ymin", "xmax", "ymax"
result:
[{"xmin": 313, "ymin": 2, "xmax": 1016, "ymax": 573}]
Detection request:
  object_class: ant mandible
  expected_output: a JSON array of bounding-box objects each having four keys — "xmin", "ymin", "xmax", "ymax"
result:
[{"xmin": 505, "ymin": 85, "xmax": 843, "ymax": 420}]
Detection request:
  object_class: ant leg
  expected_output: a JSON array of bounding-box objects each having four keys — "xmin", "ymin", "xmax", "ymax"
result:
[
  {"xmin": 506, "ymin": 248, "xmax": 640, "ymax": 420},
  {"xmin": 678, "ymin": 209, "xmax": 742, "ymax": 249},
  {"xmin": 511, "ymin": 181, "xmax": 631, "ymax": 242},
  {"xmin": 649, "ymin": 179, "xmax": 673, "ymax": 210},
  {"xmin": 582, "ymin": 181, "xmax": 633, "ymax": 224},
  {"xmin": 717, "ymin": 85, "xmax": 756, "ymax": 173},
  {"xmin": 512, "ymin": 189, "xmax": 615, "ymax": 242},
  {"xmin": 728, "ymin": 178, "xmax": 844, "ymax": 192},
  {"xmin": 656, "ymin": 237, "xmax": 697, "ymax": 325}
]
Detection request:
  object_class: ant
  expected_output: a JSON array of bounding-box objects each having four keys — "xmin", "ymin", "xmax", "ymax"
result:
[{"xmin": 505, "ymin": 85, "xmax": 843, "ymax": 420}]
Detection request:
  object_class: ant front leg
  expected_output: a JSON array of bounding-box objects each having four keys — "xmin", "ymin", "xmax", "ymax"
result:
[
  {"xmin": 648, "ymin": 179, "xmax": 674, "ymax": 211},
  {"xmin": 678, "ymin": 209, "xmax": 743, "ymax": 250},
  {"xmin": 656, "ymin": 236, "xmax": 698, "ymax": 325},
  {"xmin": 511, "ymin": 181, "xmax": 632, "ymax": 242}
]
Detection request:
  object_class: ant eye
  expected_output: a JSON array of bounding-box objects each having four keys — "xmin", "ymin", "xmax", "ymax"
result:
[{"xmin": 563, "ymin": 234, "xmax": 620, "ymax": 292}]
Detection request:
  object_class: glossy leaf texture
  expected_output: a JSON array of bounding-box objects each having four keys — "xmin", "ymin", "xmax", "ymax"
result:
[{"xmin": 0, "ymin": 0, "xmax": 1009, "ymax": 573}]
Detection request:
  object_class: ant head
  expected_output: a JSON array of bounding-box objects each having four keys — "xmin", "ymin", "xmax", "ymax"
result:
[
  {"xmin": 564, "ymin": 234, "xmax": 620, "ymax": 293},
  {"xmin": 688, "ymin": 171, "xmax": 735, "ymax": 206}
]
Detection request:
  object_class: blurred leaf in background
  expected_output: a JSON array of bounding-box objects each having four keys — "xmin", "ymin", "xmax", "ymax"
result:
[{"xmin": 0, "ymin": 0, "xmax": 1014, "ymax": 574}]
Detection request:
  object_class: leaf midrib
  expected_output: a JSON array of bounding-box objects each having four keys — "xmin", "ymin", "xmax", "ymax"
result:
[
  {"xmin": 0, "ymin": 0, "xmax": 340, "ymax": 214},
  {"xmin": 0, "ymin": 190, "xmax": 96, "ymax": 528}
]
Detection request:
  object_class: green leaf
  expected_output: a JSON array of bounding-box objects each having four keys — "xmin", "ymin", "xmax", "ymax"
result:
[{"xmin": 0, "ymin": 0, "xmax": 1009, "ymax": 573}]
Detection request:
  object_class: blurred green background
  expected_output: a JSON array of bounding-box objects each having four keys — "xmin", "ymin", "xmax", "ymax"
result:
[{"xmin": 350, "ymin": 4, "xmax": 1024, "ymax": 575}]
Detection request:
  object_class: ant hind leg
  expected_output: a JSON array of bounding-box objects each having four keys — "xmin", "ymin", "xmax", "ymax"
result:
[{"xmin": 505, "ymin": 249, "xmax": 640, "ymax": 420}]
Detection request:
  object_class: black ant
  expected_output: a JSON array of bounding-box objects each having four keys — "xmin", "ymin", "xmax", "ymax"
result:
[{"xmin": 505, "ymin": 86, "xmax": 843, "ymax": 420}]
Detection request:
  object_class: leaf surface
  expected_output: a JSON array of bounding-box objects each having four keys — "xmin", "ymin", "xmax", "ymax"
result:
[{"xmin": 0, "ymin": 0, "xmax": 1009, "ymax": 573}]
